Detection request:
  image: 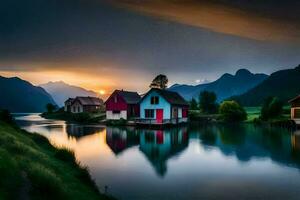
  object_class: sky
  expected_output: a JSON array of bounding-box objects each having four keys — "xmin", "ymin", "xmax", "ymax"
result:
[{"xmin": 1, "ymin": 0, "xmax": 300, "ymax": 95}]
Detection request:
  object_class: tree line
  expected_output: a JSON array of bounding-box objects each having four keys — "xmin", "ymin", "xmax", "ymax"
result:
[{"xmin": 189, "ymin": 91, "xmax": 284, "ymax": 122}]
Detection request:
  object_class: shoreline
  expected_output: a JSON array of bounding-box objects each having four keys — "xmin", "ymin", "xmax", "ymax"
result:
[{"xmin": 41, "ymin": 111, "xmax": 298, "ymax": 130}]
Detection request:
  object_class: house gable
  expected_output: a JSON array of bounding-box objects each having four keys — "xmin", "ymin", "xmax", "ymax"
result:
[
  {"xmin": 289, "ymin": 95, "xmax": 300, "ymax": 107},
  {"xmin": 140, "ymin": 90, "xmax": 171, "ymax": 120},
  {"xmin": 106, "ymin": 91, "xmax": 128, "ymax": 111}
]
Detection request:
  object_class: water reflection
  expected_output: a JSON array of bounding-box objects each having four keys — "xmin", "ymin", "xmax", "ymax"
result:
[
  {"xmin": 139, "ymin": 128, "xmax": 188, "ymax": 176},
  {"xmin": 13, "ymin": 114, "xmax": 300, "ymax": 200},
  {"xmin": 66, "ymin": 125, "xmax": 105, "ymax": 139},
  {"xmin": 106, "ymin": 127, "xmax": 139, "ymax": 155}
]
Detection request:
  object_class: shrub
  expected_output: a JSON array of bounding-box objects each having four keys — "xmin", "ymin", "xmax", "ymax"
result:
[
  {"xmin": 260, "ymin": 97, "xmax": 283, "ymax": 120},
  {"xmin": 106, "ymin": 118, "xmax": 127, "ymax": 126},
  {"xmin": 199, "ymin": 91, "xmax": 218, "ymax": 114},
  {"xmin": 0, "ymin": 110, "xmax": 15, "ymax": 124},
  {"xmin": 46, "ymin": 103, "xmax": 56, "ymax": 113},
  {"xmin": 219, "ymin": 101, "xmax": 247, "ymax": 122},
  {"xmin": 72, "ymin": 113, "xmax": 91, "ymax": 123}
]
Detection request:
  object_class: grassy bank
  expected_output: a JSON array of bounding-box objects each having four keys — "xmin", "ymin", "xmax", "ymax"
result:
[
  {"xmin": 0, "ymin": 115, "xmax": 113, "ymax": 199},
  {"xmin": 41, "ymin": 111, "xmax": 106, "ymax": 124},
  {"xmin": 189, "ymin": 106, "xmax": 291, "ymax": 124}
]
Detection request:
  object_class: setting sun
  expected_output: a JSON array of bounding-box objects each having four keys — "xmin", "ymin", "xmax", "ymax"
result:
[{"xmin": 99, "ymin": 89, "xmax": 106, "ymax": 95}]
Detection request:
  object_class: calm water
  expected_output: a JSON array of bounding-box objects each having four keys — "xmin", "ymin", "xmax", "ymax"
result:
[{"xmin": 13, "ymin": 113, "xmax": 300, "ymax": 200}]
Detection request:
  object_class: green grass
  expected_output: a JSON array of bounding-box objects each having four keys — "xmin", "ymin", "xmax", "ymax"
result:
[
  {"xmin": 0, "ymin": 120, "xmax": 114, "ymax": 200},
  {"xmin": 244, "ymin": 106, "xmax": 291, "ymax": 123}
]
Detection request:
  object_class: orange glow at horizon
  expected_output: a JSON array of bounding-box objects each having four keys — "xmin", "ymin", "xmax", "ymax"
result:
[{"xmin": 0, "ymin": 70, "xmax": 116, "ymax": 94}]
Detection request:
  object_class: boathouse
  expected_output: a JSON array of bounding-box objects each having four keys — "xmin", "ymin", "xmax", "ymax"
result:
[
  {"xmin": 105, "ymin": 90, "xmax": 141, "ymax": 120},
  {"xmin": 289, "ymin": 95, "xmax": 300, "ymax": 125},
  {"xmin": 137, "ymin": 88, "xmax": 189, "ymax": 125}
]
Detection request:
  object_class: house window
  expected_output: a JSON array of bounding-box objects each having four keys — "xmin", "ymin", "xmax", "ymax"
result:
[
  {"xmin": 114, "ymin": 96, "xmax": 118, "ymax": 103},
  {"xmin": 145, "ymin": 109, "xmax": 154, "ymax": 118},
  {"xmin": 113, "ymin": 110, "xmax": 120, "ymax": 114},
  {"xmin": 150, "ymin": 96, "xmax": 159, "ymax": 105}
]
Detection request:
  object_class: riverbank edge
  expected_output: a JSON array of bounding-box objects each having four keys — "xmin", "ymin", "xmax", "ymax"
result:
[
  {"xmin": 41, "ymin": 111, "xmax": 298, "ymax": 130},
  {"xmin": 0, "ymin": 119, "xmax": 115, "ymax": 200}
]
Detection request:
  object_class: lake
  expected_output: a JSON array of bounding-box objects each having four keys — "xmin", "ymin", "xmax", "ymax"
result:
[{"xmin": 14, "ymin": 113, "xmax": 300, "ymax": 200}]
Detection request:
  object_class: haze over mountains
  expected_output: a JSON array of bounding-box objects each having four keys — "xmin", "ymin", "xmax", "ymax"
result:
[
  {"xmin": 169, "ymin": 69, "xmax": 268, "ymax": 101},
  {"xmin": 40, "ymin": 81, "xmax": 98, "ymax": 107},
  {"xmin": 0, "ymin": 76, "xmax": 56, "ymax": 112}
]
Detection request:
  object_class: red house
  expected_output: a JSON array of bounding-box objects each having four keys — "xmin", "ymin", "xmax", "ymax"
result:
[{"xmin": 105, "ymin": 90, "xmax": 141, "ymax": 120}]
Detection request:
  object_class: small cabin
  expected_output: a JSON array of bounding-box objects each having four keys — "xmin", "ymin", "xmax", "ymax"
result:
[
  {"xmin": 138, "ymin": 88, "xmax": 189, "ymax": 125},
  {"xmin": 289, "ymin": 95, "xmax": 300, "ymax": 124},
  {"xmin": 105, "ymin": 90, "xmax": 141, "ymax": 120},
  {"xmin": 65, "ymin": 96, "xmax": 103, "ymax": 113}
]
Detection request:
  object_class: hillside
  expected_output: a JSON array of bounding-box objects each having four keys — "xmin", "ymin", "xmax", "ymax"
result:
[
  {"xmin": 40, "ymin": 81, "xmax": 98, "ymax": 107},
  {"xmin": 169, "ymin": 69, "xmax": 268, "ymax": 101},
  {"xmin": 0, "ymin": 111, "xmax": 112, "ymax": 200},
  {"xmin": 0, "ymin": 76, "xmax": 56, "ymax": 112},
  {"xmin": 231, "ymin": 65, "xmax": 300, "ymax": 106}
]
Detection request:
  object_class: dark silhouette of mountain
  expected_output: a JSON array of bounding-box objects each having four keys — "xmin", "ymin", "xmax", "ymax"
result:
[
  {"xmin": 40, "ymin": 81, "xmax": 98, "ymax": 107},
  {"xmin": 169, "ymin": 69, "xmax": 268, "ymax": 101},
  {"xmin": 0, "ymin": 76, "xmax": 56, "ymax": 112},
  {"xmin": 231, "ymin": 65, "xmax": 300, "ymax": 106}
]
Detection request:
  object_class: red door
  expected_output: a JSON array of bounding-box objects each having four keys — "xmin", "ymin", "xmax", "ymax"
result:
[{"xmin": 156, "ymin": 109, "xmax": 163, "ymax": 123}]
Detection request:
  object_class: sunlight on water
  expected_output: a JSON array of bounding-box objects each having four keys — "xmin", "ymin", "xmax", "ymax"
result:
[{"xmin": 14, "ymin": 114, "xmax": 300, "ymax": 200}]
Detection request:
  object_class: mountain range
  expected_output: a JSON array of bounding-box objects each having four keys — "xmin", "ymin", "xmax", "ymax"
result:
[
  {"xmin": 40, "ymin": 81, "xmax": 98, "ymax": 107},
  {"xmin": 232, "ymin": 65, "xmax": 300, "ymax": 106},
  {"xmin": 1, "ymin": 65, "xmax": 299, "ymax": 112},
  {"xmin": 0, "ymin": 76, "xmax": 56, "ymax": 112},
  {"xmin": 169, "ymin": 69, "xmax": 268, "ymax": 101}
]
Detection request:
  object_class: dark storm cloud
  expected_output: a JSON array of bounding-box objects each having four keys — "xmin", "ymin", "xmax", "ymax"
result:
[{"xmin": 0, "ymin": 0, "xmax": 300, "ymax": 85}]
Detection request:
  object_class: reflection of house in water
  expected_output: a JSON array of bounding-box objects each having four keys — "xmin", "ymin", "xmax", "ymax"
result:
[
  {"xmin": 106, "ymin": 127, "xmax": 139, "ymax": 155},
  {"xmin": 139, "ymin": 128, "xmax": 188, "ymax": 176},
  {"xmin": 291, "ymin": 131, "xmax": 300, "ymax": 151},
  {"xmin": 66, "ymin": 124, "xmax": 104, "ymax": 138}
]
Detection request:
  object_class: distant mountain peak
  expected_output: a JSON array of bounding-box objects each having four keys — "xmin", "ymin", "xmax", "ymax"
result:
[
  {"xmin": 45, "ymin": 80, "xmax": 68, "ymax": 85},
  {"xmin": 232, "ymin": 65, "xmax": 300, "ymax": 106},
  {"xmin": 169, "ymin": 69, "xmax": 268, "ymax": 101},
  {"xmin": 235, "ymin": 69, "xmax": 252, "ymax": 76},
  {"xmin": 220, "ymin": 73, "xmax": 233, "ymax": 79},
  {"xmin": 0, "ymin": 76, "xmax": 56, "ymax": 112},
  {"xmin": 40, "ymin": 81, "xmax": 99, "ymax": 107}
]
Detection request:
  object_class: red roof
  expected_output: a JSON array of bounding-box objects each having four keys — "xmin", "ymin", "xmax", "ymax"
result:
[{"xmin": 105, "ymin": 90, "xmax": 141, "ymax": 104}]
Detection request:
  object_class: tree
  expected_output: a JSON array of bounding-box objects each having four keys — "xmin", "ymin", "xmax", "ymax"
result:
[
  {"xmin": 46, "ymin": 103, "xmax": 56, "ymax": 113},
  {"xmin": 219, "ymin": 101, "xmax": 247, "ymax": 122},
  {"xmin": 260, "ymin": 97, "xmax": 283, "ymax": 120},
  {"xmin": 149, "ymin": 74, "xmax": 168, "ymax": 89},
  {"xmin": 0, "ymin": 109, "xmax": 14, "ymax": 124},
  {"xmin": 199, "ymin": 91, "xmax": 218, "ymax": 114},
  {"xmin": 190, "ymin": 98, "xmax": 198, "ymax": 110}
]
